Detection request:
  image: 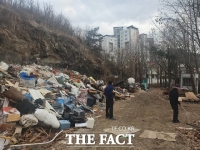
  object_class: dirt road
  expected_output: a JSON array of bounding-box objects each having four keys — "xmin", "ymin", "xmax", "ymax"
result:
[{"xmin": 51, "ymin": 88, "xmax": 200, "ymax": 150}]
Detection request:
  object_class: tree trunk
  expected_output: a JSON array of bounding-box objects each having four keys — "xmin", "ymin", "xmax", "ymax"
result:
[
  {"xmin": 160, "ymin": 69, "xmax": 162, "ymax": 87},
  {"xmin": 189, "ymin": 69, "xmax": 197, "ymax": 94}
]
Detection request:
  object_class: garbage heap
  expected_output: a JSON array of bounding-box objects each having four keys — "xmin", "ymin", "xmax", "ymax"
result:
[
  {"xmin": 178, "ymin": 121, "xmax": 200, "ymax": 149},
  {"xmin": 0, "ymin": 62, "xmax": 133, "ymax": 149}
]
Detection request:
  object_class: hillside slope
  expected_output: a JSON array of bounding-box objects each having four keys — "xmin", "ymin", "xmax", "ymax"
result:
[{"xmin": 0, "ymin": 4, "xmax": 112, "ymax": 79}]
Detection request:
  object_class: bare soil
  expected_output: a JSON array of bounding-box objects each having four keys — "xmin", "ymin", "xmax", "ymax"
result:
[{"xmin": 50, "ymin": 88, "xmax": 200, "ymax": 150}]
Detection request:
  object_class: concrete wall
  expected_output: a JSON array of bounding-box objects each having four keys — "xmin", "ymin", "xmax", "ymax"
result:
[{"xmin": 180, "ymin": 73, "xmax": 199, "ymax": 92}]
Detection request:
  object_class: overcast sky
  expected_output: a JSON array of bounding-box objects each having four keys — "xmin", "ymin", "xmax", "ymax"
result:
[{"xmin": 36, "ymin": 0, "xmax": 160, "ymax": 35}]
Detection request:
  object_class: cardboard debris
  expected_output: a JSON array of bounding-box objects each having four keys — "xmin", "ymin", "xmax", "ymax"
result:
[
  {"xmin": 14, "ymin": 126, "xmax": 22, "ymax": 136},
  {"xmin": 114, "ymin": 90, "xmax": 126, "ymax": 98},
  {"xmin": 2, "ymin": 107, "xmax": 20, "ymax": 122},
  {"xmin": 178, "ymin": 97, "xmax": 188, "ymax": 101},
  {"xmin": 185, "ymin": 92, "xmax": 199, "ymax": 101},
  {"xmin": 39, "ymin": 88, "xmax": 52, "ymax": 96},
  {"xmin": 139, "ymin": 130, "xmax": 177, "ymax": 142}
]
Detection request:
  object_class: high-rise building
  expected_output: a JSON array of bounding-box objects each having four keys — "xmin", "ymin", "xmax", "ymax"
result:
[
  {"xmin": 147, "ymin": 37, "xmax": 155, "ymax": 61},
  {"xmin": 113, "ymin": 27, "xmax": 124, "ymax": 48},
  {"xmin": 139, "ymin": 34, "xmax": 149, "ymax": 61},
  {"xmin": 101, "ymin": 35, "xmax": 118, "ymax": 58},
  {"xmin": 101, "ymin": 25, "xmax": 139, "ymax": 60},
  {"xmin": 125, "ymin": 25, "xmax": 139, "ymax": 53},
  {"xmin": 114, "ymin": 25, "xmax": 139, "ymax": 53}
]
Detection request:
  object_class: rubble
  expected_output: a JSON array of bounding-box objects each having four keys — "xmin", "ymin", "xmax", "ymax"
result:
[
  {"xmin": 162, "ymin": 87, "xmax": 200, "ymax": 103},
  {"xmin": 0, "ymin": 62, "xmax": 135, "ymax": 149},
  {"xmin": 178, "ymin": 122, "xmax": 200, "ymax": 149}
]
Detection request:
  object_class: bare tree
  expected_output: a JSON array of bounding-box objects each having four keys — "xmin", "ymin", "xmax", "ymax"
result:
[{"xmin": 152, "ymin": 0, "xmax": 200, "ymax": 93}]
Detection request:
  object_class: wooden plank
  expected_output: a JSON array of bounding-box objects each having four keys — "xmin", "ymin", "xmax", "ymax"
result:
[
  {"xmin": 5, "ymin": 79, "xmax": 15, "ymax": 87},
  {"xmin": 0, "ymin": 68, "xmax": 16, "ymax": 79},
  {"xmin": 14, "ymin": 82, "xmax": 19, "ymax": 88},
  {"xmin": 10, "ymin": 130, "xmax": 63, "ymax": 148},
  {"xmin": 29, "ymin": 133, "xmax": 42, "ymax": 143}
]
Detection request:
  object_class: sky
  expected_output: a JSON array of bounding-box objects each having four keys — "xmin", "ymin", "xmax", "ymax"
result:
[{"xmin": 35, "ymin": 0, "xmax": 160, "ymax": 35}]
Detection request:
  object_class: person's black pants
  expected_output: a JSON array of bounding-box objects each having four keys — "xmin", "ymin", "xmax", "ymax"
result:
[
  {"xmin": 170, "ymin": 103, "xmax": 179, "ymax": 121},
  {"xmin": 106, "ymin": 97, "xmax": 113, "ymax": 118}
]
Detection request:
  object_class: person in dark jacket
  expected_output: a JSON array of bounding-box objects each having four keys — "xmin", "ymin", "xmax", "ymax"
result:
[
  {"xmin": 169, "ymin": 84, "xmax": 181, "ymax": 123},
  {"xmin": 104, "ymin": 81, "xmax": 115, "ymax": 120}
]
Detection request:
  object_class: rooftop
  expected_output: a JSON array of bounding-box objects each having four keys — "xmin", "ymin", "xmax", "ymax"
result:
[{"xmin": 127, "ymin": 25, "xmax": 138, "ymax": 29}]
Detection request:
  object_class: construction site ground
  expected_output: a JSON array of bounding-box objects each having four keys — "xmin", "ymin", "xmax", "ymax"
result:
[{"xmin": 50, "ymin": 88, "xmax": 200, "ymax": 150}]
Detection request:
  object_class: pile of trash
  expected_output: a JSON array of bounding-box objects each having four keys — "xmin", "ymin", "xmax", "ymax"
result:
[
  {"xmin": 0, "ymin": 61, "xmax": 134, "ymax": 149},
  {"xmin": 178, "ymin": 122, "xmax": 200, "ymax": 149}
]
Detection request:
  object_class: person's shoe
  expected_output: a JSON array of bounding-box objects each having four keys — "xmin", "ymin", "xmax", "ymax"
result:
[
  {"xmin": 110, "ymin": 118, "xmax": 116, "ymax": 120},
  {"xmin": 172, "ymin": 120, "xmax": 180, "ymax": 123}
]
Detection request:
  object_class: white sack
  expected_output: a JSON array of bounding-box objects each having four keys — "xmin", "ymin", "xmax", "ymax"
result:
[
  {"xmin": 34, "ymin": 109, "xmax": 60, "ymax": 129},
  {"xmin": 128, "ymin": 78, "xmax": 135, "ymax": 84}
]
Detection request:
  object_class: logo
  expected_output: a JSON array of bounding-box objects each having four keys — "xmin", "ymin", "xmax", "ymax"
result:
[{"xmin": 65, "ymin": 126, "xmax": 135, "ymax": 147}]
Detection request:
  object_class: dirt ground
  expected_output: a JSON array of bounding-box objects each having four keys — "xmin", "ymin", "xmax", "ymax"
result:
[{"xmin": 50, "ymin": 88, "xmax": 200, "ymax": 150}]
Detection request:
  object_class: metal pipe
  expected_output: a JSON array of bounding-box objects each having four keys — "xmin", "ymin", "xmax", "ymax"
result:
[{"xmin": 9, "ymin": 130, "xmax": 63, "ymax": 149}]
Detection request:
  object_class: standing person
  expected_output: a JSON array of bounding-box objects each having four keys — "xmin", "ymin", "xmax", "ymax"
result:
[
  {"xmin": 104, "ymin": 81, "xmax": 115, "ymax": 120},
  {"xmin": 169, "ymin": 84, "xmax": 181, "ymax": 123}
]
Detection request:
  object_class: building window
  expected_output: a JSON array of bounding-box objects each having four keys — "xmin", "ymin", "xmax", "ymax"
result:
[{"xmin": 183, "ymin": 78, "xmax": 192, "ymax": 86}]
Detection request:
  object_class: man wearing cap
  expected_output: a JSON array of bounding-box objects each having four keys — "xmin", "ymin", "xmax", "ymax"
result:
[
  {"xmin": 104, "ymin": 81, "xmax": 115, "ymax": 120},
  {"xmin": 169, "ymin": 84, "xmax": 181, "ymax": 123}
]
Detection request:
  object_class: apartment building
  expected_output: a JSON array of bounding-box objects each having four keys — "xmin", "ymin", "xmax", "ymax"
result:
[
  {"xmin": 139, "ymin": 34, "xmax": 155, "ymax": 61},
  {"xmin": 123, "ymin": 25, "xmax": 139, "ymax": 53},
  {"xmin": 102, "ymin": 25, "xmax": 139, "ymax": 54},
  {"xmin": 147, "ymin": 37, "xmax": 155, "ymax": 61},
  {"xmin": 101, "ymin": 35, "xmax": 118, "ymax": 57},
  {"xmin": 139, "ymin": 34, "xmax": 148, "ymax": 61},
  {"xmin": 114, "ymin": 26, "xmax": 139, "ymax": 53},
  {"xmin": 113, "ymin": 27, "xmax": 124, "ymax": 48}
]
